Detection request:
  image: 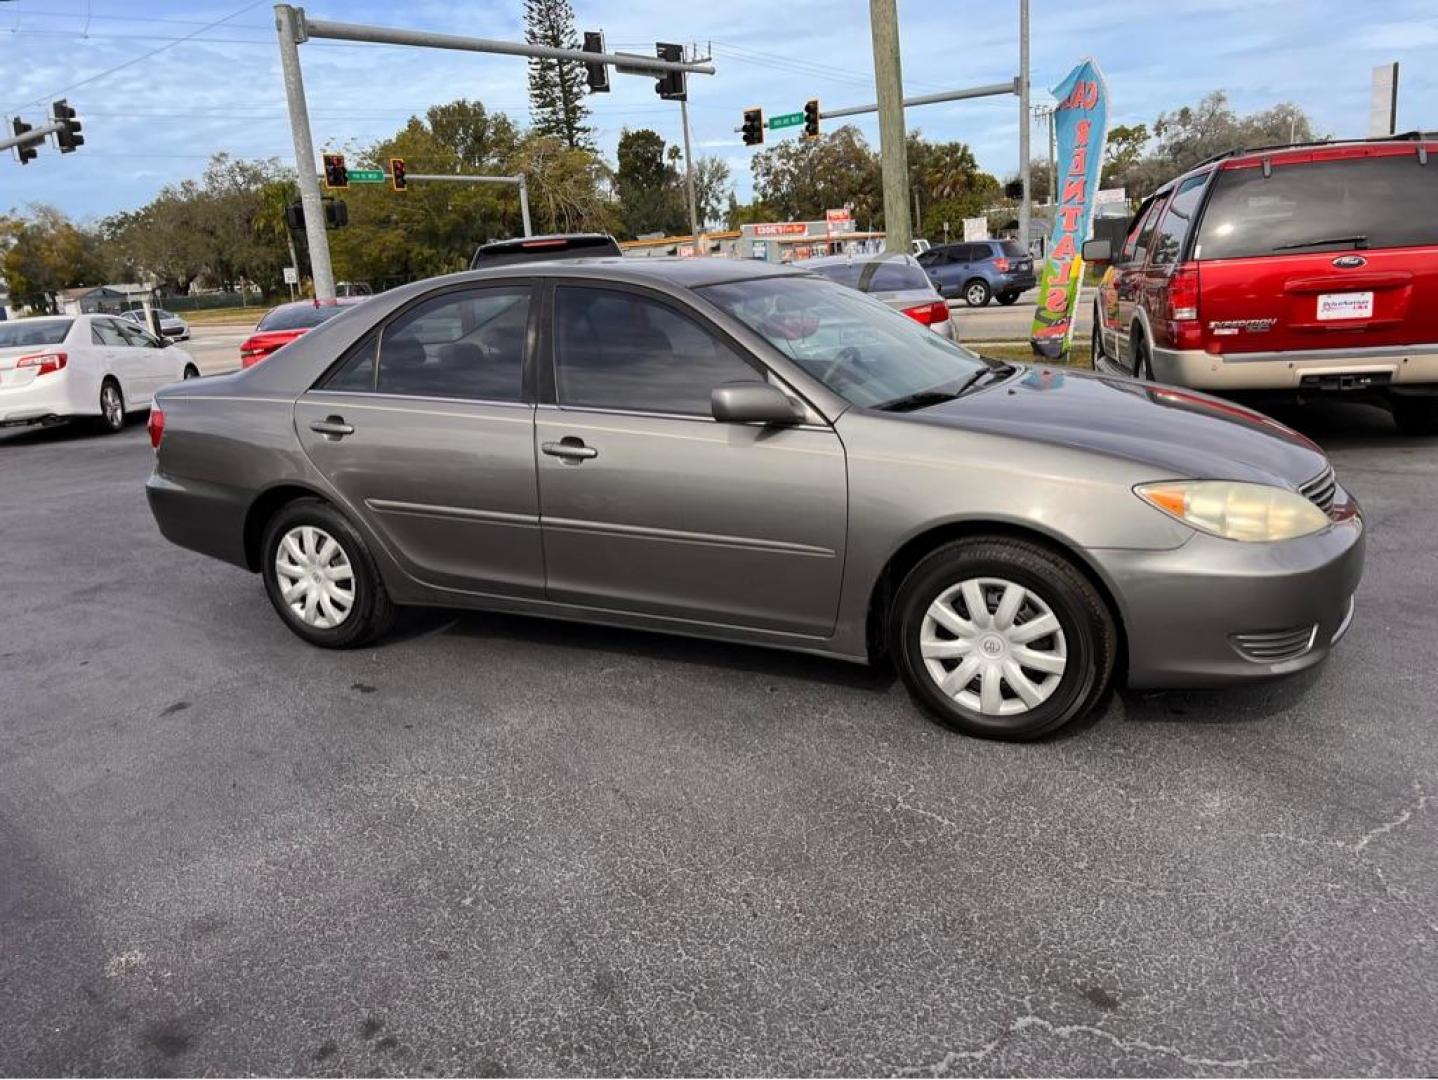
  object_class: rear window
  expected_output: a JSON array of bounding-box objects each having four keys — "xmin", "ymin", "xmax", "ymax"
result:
[
  {"xmin": 999, "ymin": 240, "xmax": 1028, "ymax": 259},
  {"xmin": 258, "ymin": 302, "xmax": 353, "ymax": 332},
  {"xmin": 810, "ymin": 260, "xmax": 932, "ymax": 293},
  {"xmin": 471, "ymin": 234, "xmax": 620, "ymax": 268},
  {"xmin": 0, "ymin": 320, "xmax": 71, "ymax": 347},
  {"xmin": 1195, "ymin": 152, "xmax": 1438, "ymax": 260}
]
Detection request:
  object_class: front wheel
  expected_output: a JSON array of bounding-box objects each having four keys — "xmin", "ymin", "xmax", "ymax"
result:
[
  {"xmin": 1392, "ymin": 396, "xmax": 1438, "ymax": 436},
  {"xmin": 890, "ymin": 537, "xmax": 1117, "ymax": 740},
  {"xmin": 996, "ymin": 291, "xmax": 1020, "ymax": 306},
  {"xmin": 963, "ymin": 279, "xmax": 992, "ymax": 307},
  {"xmin": 261, "ymin": 498, "xmax": 397, "ymax": 648}
]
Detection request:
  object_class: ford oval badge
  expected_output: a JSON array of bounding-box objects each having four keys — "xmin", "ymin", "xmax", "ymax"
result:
[{"xmin": 1333, "ymin": 255, "xmax": 1367, "ymax": 268}]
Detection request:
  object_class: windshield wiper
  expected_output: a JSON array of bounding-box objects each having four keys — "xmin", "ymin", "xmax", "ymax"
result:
[
  {"xmin": 877, "ymin": 367, "xmax": 997, "ymax": 412},
  {"xmin": 1272, "ymin": 234, "xmax": 1368, "ymax": 252}
]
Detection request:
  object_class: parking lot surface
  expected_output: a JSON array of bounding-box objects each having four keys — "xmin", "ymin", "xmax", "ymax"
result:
[{"xmin": 2, "ymin": 400, "xmax": 1435, "ymax": 1076}]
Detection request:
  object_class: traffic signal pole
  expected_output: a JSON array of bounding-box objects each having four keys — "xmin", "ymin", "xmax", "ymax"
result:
[
  {"xmin": 272, "ymin": 5, "xmax": 714, "ymax": 300},
  {"xmin": 869, "ymin": 0, "xmax": 912, "ymax": 254},
  {"xmin": 275, "ymin": 4, "xmax": 336, "ymax": 302},
  {"xmin": 404, "ymin": 173, "xmax": 534, "ymax": 237},
  {"xmin": 1018, "ymin": 0, "xmax": 1031, "ymax": 254}
]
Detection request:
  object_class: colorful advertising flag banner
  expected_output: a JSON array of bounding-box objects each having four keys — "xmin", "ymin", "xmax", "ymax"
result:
[{"xmin": 1030, "ymin": 59, "xmax": 1109, "ymax": 360}]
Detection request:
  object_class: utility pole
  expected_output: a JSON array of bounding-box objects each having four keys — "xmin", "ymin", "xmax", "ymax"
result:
[
  {"xmin": 869, "ymin": 0, "xmax": 911, "ymax": 254},
  {"xmin": 275, "ymin": 5, "xmax": 335, "ymax": 301},
  {"xmin": 1017, "ymin": 0, "xmax": 1031, "ymax": 252},
  {"xmin": 1048, "ymin": 107, "xmax": 1056, "ymax": 204}
]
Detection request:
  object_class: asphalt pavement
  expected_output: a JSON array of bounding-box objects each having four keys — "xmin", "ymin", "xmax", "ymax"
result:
[
  {"xmin": 950, "ymin": 288, "xmax": 1095, "ymax": 343},
  {"xmin": 2, "ymin": 397, "xmax": 1436, "ymax": 1076}
]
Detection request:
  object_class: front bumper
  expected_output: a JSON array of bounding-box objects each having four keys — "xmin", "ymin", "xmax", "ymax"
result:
[
  {"xmin": 1152, "ymin": 341, "xmax": 1438, "ymax": 392},
  {"xmin": 1092, "ymin": 488, "xmax": 1365, "ymax": 689}
]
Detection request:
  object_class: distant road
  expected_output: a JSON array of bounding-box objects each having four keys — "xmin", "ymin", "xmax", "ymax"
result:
[
  {"xmin": 951, "ymin": 287, "xmax": 1095, "ymax": 342},
  {"xmin": 182, "ymin": 324, "xmax": 253, "ymax": 376}
]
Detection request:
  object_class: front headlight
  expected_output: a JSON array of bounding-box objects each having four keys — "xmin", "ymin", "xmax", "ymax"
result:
[{"xmin": 1135, "ymin": 480, "xmax": 1330, "ymax": 541}]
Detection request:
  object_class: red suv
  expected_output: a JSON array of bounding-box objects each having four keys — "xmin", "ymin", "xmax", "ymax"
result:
[{"xmin": 1085, "ymin": 133, "xmax": 1438, "ymax": 434}]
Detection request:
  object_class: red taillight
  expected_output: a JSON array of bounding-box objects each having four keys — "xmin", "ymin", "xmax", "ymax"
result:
[
  {"xmin": 993, "ymin": 257, "xmax": 1010, "ymax": 272},
  {"xmin": 1167, "ymin": 263, "xmax": 1201, "ymax": 349},
  {"xmin": 903, "ymin": 300, "xmax": 952, "ymax": 327},
  {"xmin": 240, "ymin": 340, "xmax": 275, "ymax": 367},
  {"xmin": 148, "ymin": 405, "xmax": 165, "ymax": 449},
  {"xmin": 16, "ymin": 351, "xmax": 67, "ymax": 376}
]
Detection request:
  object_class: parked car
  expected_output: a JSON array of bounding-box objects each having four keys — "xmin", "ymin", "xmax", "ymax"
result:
[
  {"xmin": 121, "ymin": 306, "xmax": 190, "ymax": 341},
  {"xmin": 1085, "ymin": 133, "xmax": 1438, "ymax": 434},
  {"xmin": 1, "ymin": 314, "xmax": 199, "ymax": 433},
  {"xmin": 470, "ymin": 232, "xmax": 622, "ymax": 269},
  {"xmin": 796, "ymin": 252, "xmax": 955, "ymax": 338},
  {"xmin": 918, "ymin": 240, "xmax": 1036, "ymax": 306},
  {"xmin": 147, "ymin": 259, "xmax": 1362, "ymax": 741},
  {"xmin": 240, "ymin": 298, "xmax": 367, "ymax": 368}
]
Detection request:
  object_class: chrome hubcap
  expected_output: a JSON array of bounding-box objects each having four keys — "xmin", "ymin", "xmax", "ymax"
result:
[
  {"xmin": 102, "ymin": 386, "xmax": 122, "ymax": 427},
  {"xmin": 967, "ymin": 285, "xmax": 986, "ymax": 305},
  {"xmin": 274, "ymin": 525, "xmax": 355, "ymax": 629},
  {"xmin": 920, "ymin": 577, "xmax": 1067, "ymax": 717}
]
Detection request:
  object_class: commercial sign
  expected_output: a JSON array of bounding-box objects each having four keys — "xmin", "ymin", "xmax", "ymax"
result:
[
  {"xmin": 753, "ymin": 222, "xmax": 809, "ymax": 237},
  {"xmin": 1030, "ymin": 59, "xmax": 1109, "ymax": 360},
  {"xmin": 825, "ymin": 208, "xmax": 852, "ymax": 224},
  {"xmin": 962, "ymin": 216, "xmax": 988, "ymax": 242}
]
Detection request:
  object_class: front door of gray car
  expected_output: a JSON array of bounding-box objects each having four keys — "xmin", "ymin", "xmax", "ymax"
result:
[
  {"xmin": 295, "ymin": 285, "xmax": 545, "ymax": 597},
  {"xmin": 536, "ymin": 284, "xmax": 848, "ymax": 637}
]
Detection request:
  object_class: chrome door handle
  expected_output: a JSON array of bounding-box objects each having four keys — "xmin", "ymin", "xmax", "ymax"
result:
[
  {"xmin": 310, "ymin": 416, "xmax": 354, "ymax": 438},
  {"xmin": 541, "ymin": 440, "xmax": 598, "ymax": 461}
]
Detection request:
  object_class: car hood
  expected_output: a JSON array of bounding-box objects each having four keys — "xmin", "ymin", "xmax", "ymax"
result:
[{"xmin": 908, "ymin": 365, "xmax": 1328, "ymax": 487}]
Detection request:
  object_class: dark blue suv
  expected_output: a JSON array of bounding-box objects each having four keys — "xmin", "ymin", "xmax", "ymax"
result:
[{"xmin": 917, "ymin": 240, "xmax": 1036, "ymax": 307}]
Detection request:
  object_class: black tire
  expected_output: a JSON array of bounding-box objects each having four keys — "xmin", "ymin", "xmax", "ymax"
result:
[
  {"xmin": 260, "ymin": 497, "xmax": 397, "ymax": 649},
  {"xmin": 890, "ymin": 537, "xmax": 1117, "ymax": 741},
  {"xmin": 94, "ymin": 378, "xmax": 126, "ymax": 434},
  {"xmin": 962, "ymin": 279, "xmax": 992, "ymax": 307},
  {"xmin": 996, "ymin": 291, "xmax": 1020, "ymax": 306},
  {"xmin": 1130, "ymin": 328, "xmax": 1154, "ymax": 380},
  {"xmin": 1090, "ymin": 306, "xmax": 1107, "ymax": 370},
  {"xmin": 183, "ymin": 364, "xmax": 200, "ymax": 380},
  {"xmin": 1392, "ymin": 396, "xmax": 1438, "ymax": 436}
]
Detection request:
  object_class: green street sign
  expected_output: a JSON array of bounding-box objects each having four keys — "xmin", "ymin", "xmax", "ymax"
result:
[
  {"xmin": 768, "ymin": 112, "xmax": 804, "ymax": 129},
  {"xmin": 346, "ymin": 168, "xmax": 386, "ymax": 183}
]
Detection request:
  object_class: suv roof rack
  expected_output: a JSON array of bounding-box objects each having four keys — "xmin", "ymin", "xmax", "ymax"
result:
[{"xmin": 1190, "ymin": 130, "xmax": 1436, "ymax": 171}]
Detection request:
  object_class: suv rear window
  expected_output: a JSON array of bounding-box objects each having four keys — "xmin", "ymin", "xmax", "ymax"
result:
[
  {"xmin": 1195, "ymin": 152, "xmax": 1438, "ymax": 260},
  {"xmin": 470, "ymin": 233, "xmax": 621, "ymax": 269},
  {"xmin": 999, "ymin": 240, "xmax": 1028, "ymax": 259}
]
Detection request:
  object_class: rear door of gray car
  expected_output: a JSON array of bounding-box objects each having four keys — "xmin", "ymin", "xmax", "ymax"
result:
[
  {"xmin": 294, "ymin": 283, "xmax": 545, "ymax": 597},
  {"xmin": 535, "ymin": 281, "xmax": 848, "ymax": 637}
]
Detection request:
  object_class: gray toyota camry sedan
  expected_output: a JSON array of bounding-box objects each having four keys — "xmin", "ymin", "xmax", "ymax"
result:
[{"xmin": 146, "ymin": 258, "xmax": 1363, "ymax": 740}]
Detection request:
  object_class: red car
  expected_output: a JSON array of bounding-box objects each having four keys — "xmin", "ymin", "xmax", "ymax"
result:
[
  {"xmin": 1085, "ymin": 133, "xmax": 1438, "ymax": 434},
  {"xmin": 240, "ymin": 297, "xmax": 367, "ymax": 367}
]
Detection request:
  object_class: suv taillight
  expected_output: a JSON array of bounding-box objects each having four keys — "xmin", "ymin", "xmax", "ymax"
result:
[
  {"xmin": 1167, "ymin": 263, "xmax": 1202, "ymax": 349},
  {"xmin": 148, "ymin": 405, "xmax": 165, "ymax": 449},
  {"xmin": 903, "ymin": 300, "xmax": 952, "ymax": 327},
  {"xmin": 993, "ymin": 257, "xmax": 1011, "ymax": 272},
  {"xmin": 16, "ymin": 351, "xmax": 67, "ymax": 376}
]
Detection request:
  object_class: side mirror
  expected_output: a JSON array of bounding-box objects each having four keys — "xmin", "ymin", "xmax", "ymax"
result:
[
  {"xmin": 711, "ymin": 381, "xmax": 806, "ymax": 425},
  {"xmin": 1081, "ymin": 238, "xmax": 1112, "ymax": 265}
]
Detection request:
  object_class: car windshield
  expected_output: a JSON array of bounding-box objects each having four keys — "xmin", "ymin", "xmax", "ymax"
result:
[
  {"xmin": 699, "ymin": 275, "xmax": 987, "ymax": 408},
  {"xmin": 1195, "ymin": 153, "xmax": 1438, "ymax": 259},
  {"xmin": 0, "ymin": 320, "xmax": 71, "ymax": 347},
  {"xmin": 808, "ymin": 259, "xmax": 933, "ymax": 293},
  {"xmin": 258, "ymin": 302, "xmax": 354, "ymax": 332}
]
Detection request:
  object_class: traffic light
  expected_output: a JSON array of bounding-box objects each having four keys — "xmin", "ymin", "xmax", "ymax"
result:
[
  {"xmin": 389, "ymin": 157, "xmax": 407, "ymax": 192},
  {"xmin": 12, "ymin": 118, "xmax": 38, "ymax": 164},
  {"xmin": 582, "ymin": 31, "xmax": 610, "ymax": 93},
  {"xmin": 284, "ymin": 200, "xmax": 304, "ymax": 231},
  {"xmin": 1004, "ymin": 178, "xmax": 1024, "ymax": 200},
  {"xmin": 741, "ymin": 107, "xmax": 764, "ymax": 147},
  {"xmin": 52, "ymin": 99, "xmax": 83, "ymax": 152},
  {"xmin": 323, "ymin": 199, "xmax": 349, "ymax": 228},
  {"xmin": 803, "ymin": 98, "xmax": 820, "ymax": 141},
  {"xmin": 322, "ymin": 153, "xmax": 348, "ymax": 189},
  {"xmin": 654, "ymin": 41, "xmax": 686, "ymax": 101}
]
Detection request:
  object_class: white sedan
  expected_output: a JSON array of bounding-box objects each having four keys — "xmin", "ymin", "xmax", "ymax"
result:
[
  {"xmin": 121, "ymin": 307, "xmax": 190, "ymax": 341},
  {"xmin": 0, "ymin": 313, "xmax": 200, "ymax": 434}
]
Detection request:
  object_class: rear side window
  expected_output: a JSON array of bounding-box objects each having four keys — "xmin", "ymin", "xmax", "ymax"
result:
[
  {"xmin": 554, "ymin": 286, "xmax": 758, "ymax": 415},
  {"xmin": 1129, "ymin": 194, "xmax": 1167, "ymax": 266},
  {"xmin": 1149, "ymin": 174, "xmax": 1209, "ymax": 267},
  {"xmin": 92, "ymin": 320, "xmax": 130, "ymax": 347},
  {"xmin": 376, "ymin": 288, "xmax": 531, "ymax": 401},
  {"xmin": 1195, "ymin": 153, "xmax": 1438, "ymax": 260}
]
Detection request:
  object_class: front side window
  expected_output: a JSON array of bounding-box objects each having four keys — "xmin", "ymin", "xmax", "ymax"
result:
[
  {"xmin": 554, "ymin": 286, "xmax": 759, "ymax": 415},
  {"xmin": 375, "ymin": 287, "xmax": 531, "ymax": 401},
  {"xmin": 701, "ymin": 275, "xmax": 988, "ymax": 409}
]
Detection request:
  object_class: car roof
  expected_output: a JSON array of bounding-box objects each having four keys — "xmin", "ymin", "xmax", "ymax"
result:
[
  {"xmin": 1171, "ymin": 133, "xmax": 1438, "ymax": 185},
  {"xmin": 457, "ymin": 256, "xmax": 811, "ymax": 289}
]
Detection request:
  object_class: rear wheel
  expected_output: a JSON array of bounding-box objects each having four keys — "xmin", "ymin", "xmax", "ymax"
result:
[
  {"xmin": 963, "ymin": 279, "xmax": 992, "ymax": 307},
  {"xmin": 1130, "ymin": 328, "xmax": 1154, "ymax": 380},
  {"xmin": 95, "ymin": 379, "xmax": 126, "ymax": 434},
  {"xmin": 996, "ymin": 291, "xmax": 1020, "ymax": 306},
  {"xmin": 1392, "ymin": 396, "xmax": 1438, "ymax": 436},
  {"xmin": 183, "ymin": 364, "xmax": 199, "ymax": 379},
  {"xmin": 261, "ymin": 498, "xmax": 396, "ymax": 649},
  {"xmin": 890, "ymin": 537, "xmax": 1117, "ymax": 740}
]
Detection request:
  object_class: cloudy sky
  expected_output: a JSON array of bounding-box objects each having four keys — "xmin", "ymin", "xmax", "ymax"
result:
[{"xmin": 0, "ymin": 0, "xmax": 1433, "ymax": 222}]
